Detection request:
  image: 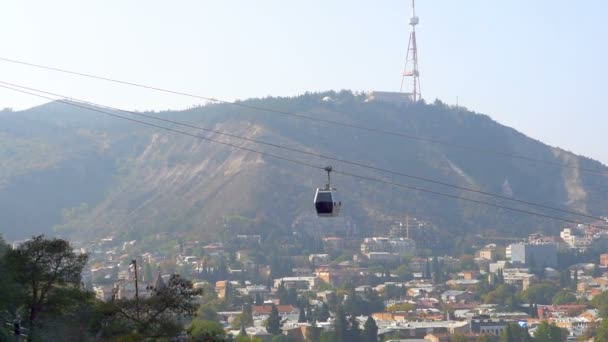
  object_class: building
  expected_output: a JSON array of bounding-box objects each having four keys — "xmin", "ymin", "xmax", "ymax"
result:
[
  {"xmin": 322, "ymin": 237, "xmax": 344, "ymax": 252},
  {"xmin": 309, "ymin": 254, "xmax": 330, "ymax": 265},
  {"xmin": 376, "ymin": 320, "xmax": 470, "ymax": 340},
  {"xmin": 315, "ymin": 265, "xmax": 361, "ymax": 286},
  {"xmin": 361, "ymin": 237, "xmax": 416, "ymax": 255},
  {"xmin": 475, "ymin": 245, "xmax": 496, "ymax": 261},
  {"xmin": 93, "ymin": 285, "xmax": 114, "ymax": 302},
  {"xmin": 502, "ymin": 268, "xmax": 536, "ymax": 290},
  {"xmin": 245, "ymin": 285, "xmax": 270, "ymax": 299},
  {"xmin": 600, "ymin": 254, "xmax": 608, "ymax": 267},
  {"xmin": 508, "ymin": 242, "xmax": 557, "ymax": 268},
  {"xmin": 216, "ymin": 280, "xmax": 229, "ymax": 299},
  {"xmin": 365, "ymin": 91, "xmax": 413, "ymax": 105},
  {"xmin": 274, "ymin": 277, "xmax": 318, "ymax": 290},
  {"xmin": 561, "ymin": 228, "xmax": 592, "ymax": 252},
  {"xmin": 366, "ymin": 252, "xmax": 400, "ymax": 263},
  {"xmin": 441, "ymin": 290, "xmax": 472, "ymax": 303},
  {"xmin": 469, "ymin": 316, "xmax": 509, "ymax": 336}
]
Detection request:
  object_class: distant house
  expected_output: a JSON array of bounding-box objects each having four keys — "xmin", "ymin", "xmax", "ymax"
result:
[
  {"xmin": 252, "ymin": 304, "xmax": 297, "ymax": 317},
  {"xmin": 274, "ymin": 277, "xmax": 318, "ymax": 290},
  {"xmin": 440, "ymin": 290, "xmax": 472, "ymax": 303},
  {"xmin": 507, "ymin": 242, "xmax": 557, "ymax": 268}
]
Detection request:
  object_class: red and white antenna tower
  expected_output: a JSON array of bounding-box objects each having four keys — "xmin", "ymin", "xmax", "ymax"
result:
[{"xmin": 400, "ymin": 0, "xmax": 421, "ymax": 101}]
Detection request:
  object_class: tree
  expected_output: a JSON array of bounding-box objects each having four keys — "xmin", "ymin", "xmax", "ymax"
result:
[
  {"xmin": 144, "ymin": 262, "xmax": 153, "ymax": 283},
  {"xmin": 362, "ymin": 316, "xmax": 378, "ymax": 342},
  {"xmin": 591, "ymin": 290, "xmax": 608, "ymax": 317},
  {"xmin": 534, "ymin": 321, "xmax": 566, "ymax": 342},
  {"xmin": 306, "ymin": 304, "xmax": 314, "ymax": 323},
  {"xmin": 278, "ymin": 281, "xmax": 289, "ymax": 305},
  {"xmin": 287, "ymin": 287, "xmax": 298, "ymax": 306},
  {"xmin": 346, "ymin": 315, "xmax": 361, "ymax": 342},
  {"xmin": 559, "ymin": 270, "xmax": 570, "ymax": 288},
  {"xmin": 595, "ymin": 319, "xmax": 608, "ymax": 342},
  {"xmin": 334, "ymin": 306, "xmax": 348, "ymax": 342},
  {"xmin": 298, "ymin": 304, "xmax": 307, "ymax": 323},
  {"xmin": 5, "ymin": 235, "xmax": 88, "ymax": 336},
  {"xmin": 483, "ymin": 284, "xmax": 518, "ymax": 310},
  {"xmin": 592, "ymin": 264, "xmax": 602, "ymax": 278},
  {"xmin": 452, "ymin": 335, "xmax": 468, "ymax": 342},
  {"xmin": 386, "ymin": 303, "xmax": 415, "ymax": 312},
  {"xmin": 255, "ymin": 293, "xmax": 264, "ymax": 305},
  {"xmin": 499, "ymin": 323, "xmax": 532, "ymax": 342},
  {"xmin": 518, "ymin": 283, "xmax": 558, "ymax": 305},
  {"xmin": 475, "ymin": 335, "xmax": 495, "ymax": 342},
  {"xmin": 100, "ymin": 274, "xmax": 202, "ymax": 339},
  {"xmin": 197, "ymin": 303, "xmax": 219, "ymax": 321},
  {"xmin": 0, "ymin": 236, "xmax": 25, "ymax": 317},
  {"xmin": 552, "ymin": 290, "xmax": 576, "ymax": 305},
  {"xmin": 241, "ymin": 303, "xmax": 254, "ymax": 327},
  {"xmin": 266, "ymin": 304, "xmax": 281, "ymax": 335},
  {"xmin": 320, "ymin": 332, "xmax": 337, "ymax": 342},
  {"xmin": 316, "ymin": 302, "xmax": 330, "ymax": 322},
  {"xmin": 188, "ymin": 319, "xmax": 225, "ymax": 341},
  {"xmin": 272, "ymin": 335, "xmax": 294, "ymax": 342}
]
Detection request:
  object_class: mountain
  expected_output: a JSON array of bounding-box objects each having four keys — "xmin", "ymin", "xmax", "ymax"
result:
[{"xmin": 1, "ymin": 91, "xmax": 607, "ymax": 243}]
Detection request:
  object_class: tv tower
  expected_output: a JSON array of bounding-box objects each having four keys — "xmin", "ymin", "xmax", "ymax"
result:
[{"xmin": 400, "ymin": 0, "xmax": 421, "ymax": 101}]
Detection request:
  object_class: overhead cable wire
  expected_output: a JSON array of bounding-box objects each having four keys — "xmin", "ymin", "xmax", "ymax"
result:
[
  {"xmin": 0, "ymin": 80, "xmax": 603, "ymax": 222},
  {"xmin": 1, "ymin": 56, "xmax": 607, "ymax": 176},
  {"xmin": 1, "ymin": 83, "xmax": 604, "ymax": 230}
]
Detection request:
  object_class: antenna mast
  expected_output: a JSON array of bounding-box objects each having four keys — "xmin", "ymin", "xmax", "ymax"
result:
[{"xmin": 400, "ymin": 0, "xmax": 421, "ymax": 101}]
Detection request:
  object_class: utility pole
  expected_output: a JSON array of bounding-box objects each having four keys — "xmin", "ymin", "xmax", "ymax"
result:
[{"xmin": 132, "ymin": 259, "xmax": 140, "ymax": 320}]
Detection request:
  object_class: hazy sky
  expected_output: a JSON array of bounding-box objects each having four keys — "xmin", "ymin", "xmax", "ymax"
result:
[{"xmin": 1, "ymin": 1, "xmax": 607, "ymax": 163}]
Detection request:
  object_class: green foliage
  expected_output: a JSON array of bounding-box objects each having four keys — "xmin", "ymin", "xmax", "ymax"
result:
[
  {"xmin": 518, "ymin": 283, "xmax": 558, "ymax": 305},
  {"xmin": 386, "ymin": 303, "xmax": 415, "ymax": 312},
  {"xmin": 315, "ymin": 302, "xmax": 330, "ymax": 322},
  {"xmin": 188, "ymin": 319, "xmax": 226, "ymax": 341},
  {"xmin": 596, "ymin": 318, "xmax": 608, "ymax": 342},
  {"xmin": 591, "ymin": 290, "xmax": 608, "ymax": 317},
  {"xmin": 236, "ymin": 336, "xmax": 263, "ymax": 342},
  {"xmin": 197, "ymin": 303, "xmax": 219, "ymax": 321},
  {"xmin": 272, "ymin": 335, "xmax": 294, "ymax": 342},
  {"xmin": 452, "ymin": 334, "xmax": 469, "ymax": 342},
  {"xmin": 499, "ymin": 323, "xmax": 533, "ymax": 342},
  {"xmin": 320, "ymin": 331, "xmax": 338, "ymax": 342},
  {"xmin": 362, "ymin": 316, "xmax": 378, "ymax": 342},
  {"xmin": 241, "ymin": 303, "xmax": 254, "ymax": 327},
  {"xmin": 5, "ymin": 235, "xmax": 88, "ymax": 336},
  {"xmin": 343, "ymin": 286, "xmax": 384, "ymax": 316},
  {"xmin": 333, "ymin": 306, "xmax": 348, "ymax": 342},
  {"xmin": 483, "ymin": 284, "xmax": 518, "ymax": 310},
  {"xmin": 298, "ymin": 304, "xmax": 307, "ymax": 323},
  {"xmin": 476, "ymin": 335, "xmax": 497, "ymax": 342},
  {"xmin": 534, "ymin": 321, "xmax": 566, "ymax": 342},
  {"xmin": 97, "ymin": 274, "xmax": 203, "ymax": 339},
  {"xmin": 266, "ymin": 304, "xmax": 281, "ymax": 335},
  {"xmin": 552, "ymin": 290, "xmax": 577, "ymax": 305}
]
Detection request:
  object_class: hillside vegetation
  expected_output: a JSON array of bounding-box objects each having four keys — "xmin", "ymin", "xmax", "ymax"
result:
[{"xmin": 1, "ymin": 91, "xmax": 607, "ymax": 241}]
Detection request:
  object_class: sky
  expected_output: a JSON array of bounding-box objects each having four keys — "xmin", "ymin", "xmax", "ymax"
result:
[{"xmin": 1, "ymin": 0, "xmax": 607, "ymax": 163}]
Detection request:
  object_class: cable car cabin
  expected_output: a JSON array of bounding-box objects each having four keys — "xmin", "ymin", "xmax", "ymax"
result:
[{"xmin": 314, "ymin": 188, "xmax": 341, "ymax": 217}]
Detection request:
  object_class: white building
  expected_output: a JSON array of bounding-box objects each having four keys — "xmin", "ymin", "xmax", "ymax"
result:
[{"xmin": 361, "ymin": 237, "xmax": 416, "ymax": 255}]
